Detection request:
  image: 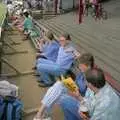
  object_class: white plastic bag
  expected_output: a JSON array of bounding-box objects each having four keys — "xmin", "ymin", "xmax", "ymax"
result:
[{"xmin": 0, "ymin": 80, "xmax": 19, "ymax": 97}]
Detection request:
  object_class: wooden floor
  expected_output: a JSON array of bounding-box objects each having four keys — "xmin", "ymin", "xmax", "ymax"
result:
[{"xmin": 37, "ymin": 0, "xmax": 120, "ymax": 83}]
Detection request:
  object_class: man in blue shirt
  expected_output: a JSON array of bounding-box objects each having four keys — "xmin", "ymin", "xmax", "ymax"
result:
[
  {"xmin": 36, "ymin": 32, "xmax": 60, "ymax": 62},
  {"xmin": 36, "ymin": 33, "xmax": 80, "ymax": 86}
]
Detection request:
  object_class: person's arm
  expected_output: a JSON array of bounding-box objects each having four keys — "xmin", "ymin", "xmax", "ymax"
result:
[
  {"xmin": 35, "ymin": 103, "xmax": 46, "ymax": 119},
  {"xmin": 34, "ymin": 81, "xmax": 64, "ymax": 119}
]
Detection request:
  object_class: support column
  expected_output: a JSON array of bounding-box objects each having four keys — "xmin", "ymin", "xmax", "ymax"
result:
[
  {"xmin": 78, "ymin": 0, "xmax": 83, "ymax": 24},
  {"xmin": 54, "ymin": 0, "xmax": 58, "ymax": 14}
]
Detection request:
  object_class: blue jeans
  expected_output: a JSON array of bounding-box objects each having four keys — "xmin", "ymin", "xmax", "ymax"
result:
[
  {"xmin": 36, "ymin": 58, "xmax": 66, "ymax": 84},
  {"xmin": 58, "ymin": 94, "xmax": 81, "ymax": 120}
]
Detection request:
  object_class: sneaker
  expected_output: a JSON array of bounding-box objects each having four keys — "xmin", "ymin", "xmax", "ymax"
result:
[
  {"xmin": 33, "ymin": 117, "xmax": 52, "ymax": 120},
  {"xmin": 42, "ymin": 117, "xmax": 52, "ymax": 120},
  {"xmin": 38, "ymin": 82, "xmax": 54, "ymax": 87}
]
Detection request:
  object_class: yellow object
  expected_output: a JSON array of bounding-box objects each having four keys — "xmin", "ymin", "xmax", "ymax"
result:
[{"xmin": 61, "ymin": 76, "xmax": 78, "ymax": 92}]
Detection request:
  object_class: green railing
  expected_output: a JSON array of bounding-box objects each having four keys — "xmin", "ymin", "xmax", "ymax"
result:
[{"xmin": 0, "ymin": 3, "xmax": 7, "ymax": 74}]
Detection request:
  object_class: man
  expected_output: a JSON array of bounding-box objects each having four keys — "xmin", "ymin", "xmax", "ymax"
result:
[
  {"xmin": 36, "ymin": 33, "xmax": 80, "ymax": 86},
  {"xmin": 34, "ymin": 53, "xmax": 94, "ymax": 120},
  {"xmin": 79, "ymin": 68, "xmax": 120, "ymax": 120},
  {"xmin": 35, "ymin": 32, "xmax": 60, "ymax": 62}
]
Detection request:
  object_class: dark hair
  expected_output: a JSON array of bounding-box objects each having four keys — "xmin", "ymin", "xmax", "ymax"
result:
[
  {"xmin": 64, "ymin": 70, "xmax": 76, "ymax": 80},
  {"xmin": 23, "ymin": 12, "xmax": 29, "ymax": 18},
  {"xmin": 62, "ymin": 33, "xmax": 71, "ymax": 41},
  {"xmin": 85, "ymin": 68, "xmax": 106, "ymax": 89},
  {"xmin": 7, "ymin": 1, "xmax": 12, "ymax": 4},
  {"xmin": 58, "ymin": 70, "xmax": 76, "ymax": 81},
  {"xmin": 78, "ymin": 53, "xmax": 94, "ymax": 68},
  {"xmin": 46, "ymin": 31, "xmax": 54, "ymax": 40}
]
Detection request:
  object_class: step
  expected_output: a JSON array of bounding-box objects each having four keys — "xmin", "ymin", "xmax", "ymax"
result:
[{"xmin": 38, "ymin": 20, "xmax": 120, "ymax": 82}]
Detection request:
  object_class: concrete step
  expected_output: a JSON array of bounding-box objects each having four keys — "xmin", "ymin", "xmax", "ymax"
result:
[
  {"xmin": 42, "ymin": 18, "xmax": 120, "ymax": 53},
  {"xmin": 39, "ymin": 20, "xmax": 120, "ymax": 63},
  {"xmin": 38, "ymin": 17, "xmax": 120, "ymax": 82}
]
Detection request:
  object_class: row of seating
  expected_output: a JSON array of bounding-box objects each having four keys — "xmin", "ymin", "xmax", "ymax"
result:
[{"xmin": 29, "ymin": 19, "xmax": 120, "ymax": 94}]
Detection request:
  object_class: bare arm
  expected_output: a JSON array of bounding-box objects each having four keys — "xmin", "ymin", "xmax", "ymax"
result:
[{"xmin": 35, "ymin": 103, "xmax": 46, "ymax": 119}]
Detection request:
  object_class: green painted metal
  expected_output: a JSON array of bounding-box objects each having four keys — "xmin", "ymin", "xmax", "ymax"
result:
[{"xmin": 0, "ymin": 3, "xmax": 7, "ymax": 74}]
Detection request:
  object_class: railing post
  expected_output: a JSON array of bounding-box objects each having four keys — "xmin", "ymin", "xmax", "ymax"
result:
[
  {"xmin": 54, "ymin": 0, "xmax": 58, "ymax": 14},
  {"xmin": 78, "ymin": 0, "xmax": 83, "ymax": 24}
]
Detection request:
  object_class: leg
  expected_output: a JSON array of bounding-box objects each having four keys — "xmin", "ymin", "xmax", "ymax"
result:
[
  {"xmin": 37, "ymin": 58, "xmax": 65, "ymax": 75},
  {"xmin": 36, "ymin": 59, "xmax": 66, "ymax": 84},
  {"xmin": 57, "ymin": 95, "xmax": 81, "ymax": 120}
]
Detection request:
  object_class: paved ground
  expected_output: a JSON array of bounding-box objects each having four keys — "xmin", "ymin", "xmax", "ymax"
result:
[
  {"xmin": 37, "ymin": 0, "xmax": 120, "ymax": 83},
  {"xmin": 1, "ymin": 30, "xmax": 63, "ymax": 120}
]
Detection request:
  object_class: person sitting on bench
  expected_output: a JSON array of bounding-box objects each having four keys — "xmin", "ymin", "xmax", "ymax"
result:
[
  {"xmin": 36, "ymin": 31, "xmax": 60, "ymax": 61},
  {"xmin": 36, "ymin": 33, "xmax": 80, "ymax": 87},
  {"xmin": 23, "ymin": 11, "xmax": 33, "ymax": 40},
  {"xmin": 33, "ymin": 32, "xmax": 60, "ymax": 71},
  {"xmin": 34, "ymin": 53, "xmax": 95, "ymax": 120}
]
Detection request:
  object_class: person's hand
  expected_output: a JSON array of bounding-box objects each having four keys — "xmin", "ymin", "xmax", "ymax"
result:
[
  {"xmin": 74, "ymin": 52, "xmax": 81, "ymax": 60},
  {"xmin": 34, "ymin": 111, "xmax": 42, "ymax": 120},
  {"xmin": 80, "ymin": 112, "xmax": 89, "ymax": 120},
  {"xmin": 70, "ymin": 90, "xmax": 83, "ymax": 101}
]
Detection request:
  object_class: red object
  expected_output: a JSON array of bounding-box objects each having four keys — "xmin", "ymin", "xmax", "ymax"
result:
[
  {"xmin": 94, "ymin": 65, "xmax": 120, "ymax": 93},
  {"xmin": 78, "ymin": 0, "xmax": 83, "ymax": 24},
  {"xmin": 54, "ymin": 0, "xmax": 58, "ymax": 14},
  {"xmin": 105, "ymin": 72, "xmax": 120, "ymax": 93}
]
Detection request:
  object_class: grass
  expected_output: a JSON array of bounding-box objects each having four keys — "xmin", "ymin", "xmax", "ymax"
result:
[{"xmin": 0, "ymin": 3, "xmax": 7, "ymax": 27}]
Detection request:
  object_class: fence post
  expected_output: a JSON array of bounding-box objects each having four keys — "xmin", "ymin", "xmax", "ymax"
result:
[{"xmin": 78, "ymin": 0, "xmax": 83, "ymax": 24}]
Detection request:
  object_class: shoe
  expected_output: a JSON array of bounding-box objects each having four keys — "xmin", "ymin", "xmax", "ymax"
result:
[
  {"xmin": 38, "ymin": 82, "xmax": 54, "ymax": 87},
  {"xmin": 33, "ymin": 73, "xmax": 40, "ymax": 77},
  {"xmin": 33, "ymin": 117, "xmax": 52, "ymax": 120},
  {"xmin": 42, "ymin": 117, "xmax": 52, "ymax": 120},
  {"xmin": 32, "ymin": 66, "xmax": 37, "ymax": 70},
  {"xmin": 37, "ymin": 80, "xmax": 44, "ymax": 83}
]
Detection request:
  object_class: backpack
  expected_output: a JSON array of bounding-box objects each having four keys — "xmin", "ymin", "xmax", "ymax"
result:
[{"xmin": 0, "ymin": 96, "xmax": 23, "ymax": 120}]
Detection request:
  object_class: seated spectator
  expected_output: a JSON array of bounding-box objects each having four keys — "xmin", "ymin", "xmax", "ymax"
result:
[
  {"xmin": 79, "ymin": 68, "xmax": 120, "ymax": 120},
  {"xmin": 34, "ymin": 53, "xmax": 95, "ymax": 120},
  {"xmin": 33, "ymin": 32, "xmax": 60, "ymax": 70},
  {"xmin": 36, "ymin": 33, "xmax": 80, "ymax": 86},
  {"xmin": 23, "ymin": 11, "xmax": 33, "ymax": 40}
]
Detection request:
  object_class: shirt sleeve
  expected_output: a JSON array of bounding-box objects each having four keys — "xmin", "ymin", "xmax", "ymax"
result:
[{"xmin": 41, "ymin": 81, "xmax": 65, "ymax": 108}]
